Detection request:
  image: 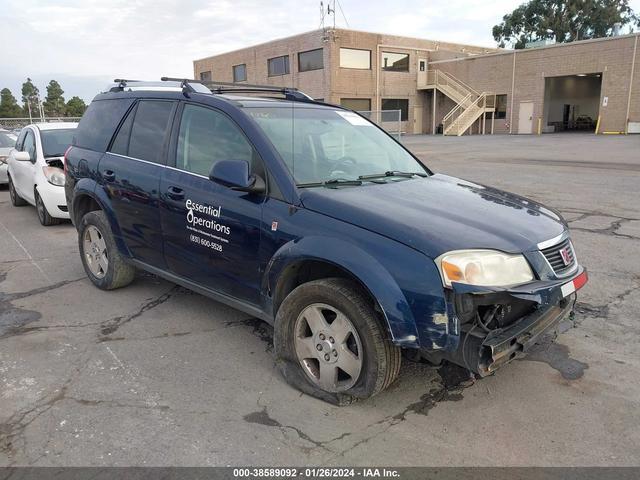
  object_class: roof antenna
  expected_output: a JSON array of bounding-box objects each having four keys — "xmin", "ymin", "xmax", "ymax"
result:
[{"xmin": 327, "ymin": 0, "xmax": 335, "ymax": 29}]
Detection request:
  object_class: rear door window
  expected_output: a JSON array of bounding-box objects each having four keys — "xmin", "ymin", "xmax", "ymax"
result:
[
  {"xmin": 110, "ymin": 104, "xmax": 136, "ymax": 156},
  {"xmin": 127, "ymin": 100, "xmax": 175, "ymax": 164},
  {"xmin": 74, "ymin": 99, "xmax": 134, "ymax": 152}
]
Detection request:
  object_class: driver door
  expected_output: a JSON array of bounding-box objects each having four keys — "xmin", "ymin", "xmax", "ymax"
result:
[
  {"xmin": 12, "ymin": 128, "xmax": 37, "ymax": 203},
  {"xmin": 160, "ymin": 102, "xmax": 267, "ymax": 305}
]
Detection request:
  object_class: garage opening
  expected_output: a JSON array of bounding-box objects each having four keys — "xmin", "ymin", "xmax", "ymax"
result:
[{"xmin": 543, "ymin": 73, "xmax": 602, "ymax": 133}]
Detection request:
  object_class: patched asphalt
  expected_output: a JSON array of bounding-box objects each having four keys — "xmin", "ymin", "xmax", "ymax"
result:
[{"xmin": 1, "ymin": 133, "xmax": 639, "ymax": 466}]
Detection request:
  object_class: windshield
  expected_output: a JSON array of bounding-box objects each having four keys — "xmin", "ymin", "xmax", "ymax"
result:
[
  {"xmin": 41, "ymin": 129, "xmax": 75, "ymax": 157},
  {"xmin": 246, "ymin": 106, "xmax": 428, "ymax": 185},
  {"xmin": 0, "ymin": 132, "xmax": 16, "ymax": 148}
]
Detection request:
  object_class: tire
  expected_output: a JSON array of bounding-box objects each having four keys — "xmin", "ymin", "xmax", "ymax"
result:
[
  {"xmin": 274, "ymin": 278, "xmax": 401, "ymax": 405},
  {"xmin": 78, "ymin": 210, "xmax": 136, "ymax": 290},
  {"xmin": 8, "ymin": 176, "xmax": 27, "ymax": 206},
  {"xmin": 35, "ymin": 189, "xmax": 62, "ymax": 226}
]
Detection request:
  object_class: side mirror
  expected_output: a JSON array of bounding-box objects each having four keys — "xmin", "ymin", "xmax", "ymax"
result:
[
  {"xmin": 13, "ymin": 151, "xmax": 31, "ymax": 162},
  {"xmin": 209, "ymin": 160, "xmax": 266, "ymax": 194}
]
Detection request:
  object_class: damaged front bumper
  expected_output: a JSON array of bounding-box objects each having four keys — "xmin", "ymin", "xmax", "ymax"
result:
[{"xmin": 435, "ymin": 267, "xmax": 588, "ymax": 376}]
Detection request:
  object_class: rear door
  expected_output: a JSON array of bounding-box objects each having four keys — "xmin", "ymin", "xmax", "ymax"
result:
[
  {"xmin": 160, "ymin": 102, "xmax": 266, "ymax": 305},
  {"xmin": 99, "ymin": 99, "xmax": 177, "ymax": 268}
]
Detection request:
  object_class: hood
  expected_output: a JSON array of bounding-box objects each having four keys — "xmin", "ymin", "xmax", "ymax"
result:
[{"xmin": 299, "ymin": 174, "xmax": 566, "ymax": 258}]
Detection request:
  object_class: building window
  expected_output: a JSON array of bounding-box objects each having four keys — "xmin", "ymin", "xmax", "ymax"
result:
[
  {"xmin": 340, "ymin": 48, "xmax": 371, "ymax": 69},
  {"xmin": 199, "ymin": 71, "xmax": 212, "ymax": 82},
  {"xmin": 382, "ymin": 98, "xmax": 409, "ymax": 121},
  {"xmin": 340, "ymin": 98, "xmax": 371, "ymax": 112},
  {"xmin": 381, "ymin": 52, "xmax": 409, "ymax": 72},
  {"xmin": 298, "ymin": 48, "xmax": 323, "ymax": 72},
  {"xmin": 494, "ymin": 94, "xmax": 507, "ymax": 119},
  {"xmin": 268, "ymin": 55, "xmax": 290, "ymax": 76},
  {"xmin": 233, "ymin": 64, "xmax": 247, "ymax": 82}
]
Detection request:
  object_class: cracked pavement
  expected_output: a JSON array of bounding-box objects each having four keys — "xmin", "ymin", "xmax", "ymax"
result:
[{"xmin": 1, "ymin": 133, "xmax": 640, "ymax": 466}]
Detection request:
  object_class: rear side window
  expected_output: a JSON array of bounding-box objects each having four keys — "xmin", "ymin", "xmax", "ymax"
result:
[
  {"xmin": 74, "ymin": 99, "xmax": 134, "ymax": 152},
  {"xmin": 127, "ymin": 100, "xmax": 175, "ymax": 164},
  {"xmin": 0, "ymin": 132, "xmax": 16, "ymax": 148}
]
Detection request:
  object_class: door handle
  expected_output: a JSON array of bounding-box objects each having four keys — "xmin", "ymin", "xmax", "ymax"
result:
[
  {"xmin": 166, "ymin": 186, "xmax": 185, "ymax": 200},
  {"xmin": 102, "ymin": 170, "xmax": 116, "ymax": 182}
]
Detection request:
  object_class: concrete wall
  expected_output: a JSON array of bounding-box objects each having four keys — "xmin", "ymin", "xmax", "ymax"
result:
[
  {"xmin": 193, "ymin": 28, "xmax": 497, "ymax": 135},
  {"xmin": 326, "ymin": 29, "xmax": 494, "ymax": 134},
  {"xmin": 433, "ymin": 33, "xmax": 640, "ymax": 134},
  {"xmin": 193, "ymin": 29, "xmax": 639, "ymax": 135},
  {"xmin": 193, "ymin": 30, "xmax": 330, "ymax": 100}
]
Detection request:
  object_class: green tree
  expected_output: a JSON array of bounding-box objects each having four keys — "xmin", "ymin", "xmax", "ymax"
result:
[
  {"xmin": 21, "ymin": 78, "xmax": 40, "ymax": 117},
  {"xmin": 43, "ymin": 80, "xmax": 66, "ymax": 117},
  {"xmin": 0, "ymin": 88, "xmax": 23, "ymax": 118},
  {"xmin": 493, "ymin": 0, "xmax": 640, "ymax": 49},
  {"xmin": 65, "ymin": 96, "xmax": 87, "ymax": 117}
]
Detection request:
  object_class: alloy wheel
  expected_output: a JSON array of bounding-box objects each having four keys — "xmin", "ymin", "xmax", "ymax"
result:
[
  {"xmin": 83, "ymin": 225, "xmax": 108, "ymax": 279},
  {"xmin": 294, "ymin": 303, "xmax": 363, "ymax": 392}
]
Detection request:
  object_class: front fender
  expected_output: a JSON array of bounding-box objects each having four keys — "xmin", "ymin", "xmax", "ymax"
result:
[
  {"xmin": 72, "ymin": 179, "xmax": 132, "ymax": 258},
  {"xmin": 264, "ymin": 236, "xmax": 422, "ymax": 347}
]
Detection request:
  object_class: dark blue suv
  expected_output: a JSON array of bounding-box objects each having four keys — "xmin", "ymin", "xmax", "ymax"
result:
[{"xmin": 65, "ymin": 79, "xmax": 588, "ymax": 405}]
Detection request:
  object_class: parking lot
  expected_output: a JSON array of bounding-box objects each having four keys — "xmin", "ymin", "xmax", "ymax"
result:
[{"xmin": 1, "ymin": 133, "xmax": 639, "ymax": 467}]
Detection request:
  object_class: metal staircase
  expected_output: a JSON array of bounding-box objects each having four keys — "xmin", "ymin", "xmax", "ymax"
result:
[{"xmin": 419, "ymin": 70, "xmax": 496, "ymax": 136}]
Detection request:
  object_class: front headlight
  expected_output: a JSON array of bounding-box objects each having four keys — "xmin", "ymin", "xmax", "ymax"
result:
[
  {"xmin": 436, "ymin": 249, "xmax": 534, "ymax": 288},
  {"xmin": 42, "ymin": 166, "xmax": 65, "ymax": 186}
]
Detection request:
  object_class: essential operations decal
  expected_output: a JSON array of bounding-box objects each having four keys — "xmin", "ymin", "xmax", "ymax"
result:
[{"xmin": 185, "ymin": 199, "xmax": 230, "ymax": 252}]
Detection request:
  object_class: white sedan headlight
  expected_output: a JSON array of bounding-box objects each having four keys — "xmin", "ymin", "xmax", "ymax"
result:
[
  {"xmin": 436, "ymin": 250, "xmax": 534, "ymax": 288},
  {"xmin": 42, "ymin": 166, "xmax": 65, "ymax": 186}
]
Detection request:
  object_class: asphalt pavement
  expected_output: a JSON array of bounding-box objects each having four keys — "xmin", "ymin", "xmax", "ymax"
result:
[{"xmin": 1, "ymin": 133, "xmax": 639, "ymax": 466}]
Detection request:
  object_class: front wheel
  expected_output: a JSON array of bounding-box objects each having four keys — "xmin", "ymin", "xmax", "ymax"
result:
[
  {"xmin": 78, "ymin": 210, "xmax": 136, "ymax": 290},
  {"xmin": 35, "ymin": 189, "xmax": 61, "ymax": 226},
  {"xmin": 274, "ymin": 278, "xmax": 401, "ymax": 405}
]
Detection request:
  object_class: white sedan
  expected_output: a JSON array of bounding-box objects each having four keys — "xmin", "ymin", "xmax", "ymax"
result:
[
  {"xmin": 0, "ymin": 129, "xmax": 18, "ymax": 184},
  {"xmin": 8, "ymin": 122, "xmax": 78, "ymax": 226}
]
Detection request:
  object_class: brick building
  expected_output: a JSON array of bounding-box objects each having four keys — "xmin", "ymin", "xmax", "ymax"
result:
[{"xmin": 193, "ymin": 28, "xmax": 640, "ymax": 136}]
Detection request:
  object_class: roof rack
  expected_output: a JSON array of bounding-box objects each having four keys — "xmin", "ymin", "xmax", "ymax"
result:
[
  {"xmin": 108, "ymin": 78, "xmax": 211, "ymax": 96},
  {"xmin": 161, "ymin": 77, "xmax": 315, "ymax": 102},
  {"xmin": 105, "ymin": 77, "xmax": 316, "ymax": 103}
]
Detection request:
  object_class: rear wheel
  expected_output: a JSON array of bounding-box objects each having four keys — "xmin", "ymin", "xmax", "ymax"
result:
[
  {"xmin": 35, "ymin": 189, "xmax": 61, "ymax": 226},
  {"xmin": 79, "ymin": 210, "xmax": 135, "ymax": 290},
  {"xmin": 274, "ymin": 278, "xmax": 401, "ymax": 405},
  {"xmin": 8, "ymin": 176, "xmax": 27, "ymax": 206}
]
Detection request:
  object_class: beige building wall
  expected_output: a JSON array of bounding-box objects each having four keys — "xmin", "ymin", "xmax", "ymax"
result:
[
  {"xmin": 433, "ymin": 33, "xmax": 640, "ymax": 134},
  {"xmin": 193, "ymin": 28, "xmax": 639, "ymax": 135},
  {"xmin": 193, "ymin": 30, "xmax": 331, "ymax": 100}
]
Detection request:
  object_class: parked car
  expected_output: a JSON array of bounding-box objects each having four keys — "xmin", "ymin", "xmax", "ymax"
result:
[
  {"xmin": 0, "ymin": 129, "xmax": 18, "ymax": 185},
  {"xmin": 8, "ymin": 122, "xmax": 78, "ymax": 225},
  {"xmin": 65, "ymin": 80, "xmax": 587, "ymax": 405}
]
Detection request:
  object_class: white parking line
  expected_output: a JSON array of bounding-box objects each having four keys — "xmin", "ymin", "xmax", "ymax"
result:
[{"xmin": 0, "ymin": 218, "xmax": 52, "ymax": 283}]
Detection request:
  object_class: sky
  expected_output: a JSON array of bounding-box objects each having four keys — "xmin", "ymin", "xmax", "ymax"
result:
[{"xmin": 1, "ymin": 0, "xmax": 639, "ymax": 103}]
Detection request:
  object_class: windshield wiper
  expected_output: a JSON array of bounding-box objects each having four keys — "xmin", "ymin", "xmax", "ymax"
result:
[
  {"xmin": 358, "ymin": 170, "xmax": 429, "ymax": 180},
  {"xmin": 297, "ymin": 178, "xmax": 363, "ymax": 188}
]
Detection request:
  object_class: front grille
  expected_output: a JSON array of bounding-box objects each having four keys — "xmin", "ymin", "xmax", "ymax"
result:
[
  {"xmin": 541, "ymin": 237, "xmax": 576, "ymax": 276},
  {"xmin": 58, "ymin": 205, "xmax": 68, "ymax": 212}
]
